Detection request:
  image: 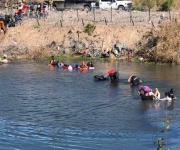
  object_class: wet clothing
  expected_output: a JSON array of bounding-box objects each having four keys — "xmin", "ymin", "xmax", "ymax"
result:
[
  {"xmin": 109, "ymin": 72, "xmax": 119, "ymax": 82},
  {"xmin": 168, "ymin": 89, "xmax": 175, "ymax": 100},
  {"xmin": 87, "ymin": 62, "xmax": 94, "ymax": 67},
  {"xmin": 138, "ymin": 86, "xmax": 151, "ymax": 95},
  {"xmin": 130, "ymin": 76, "xmax": 142, "ymax": 86}
]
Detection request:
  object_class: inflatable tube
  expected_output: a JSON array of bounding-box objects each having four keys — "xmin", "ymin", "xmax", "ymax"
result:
[
  {"xmin": 94, "ymin": 75, "xmax": 108, "ymax": 81},
  {"xmin": 140, "ymin": 94, "xmax": 154, "ymax": 101},
  {"xmin": 63, "ymin": 65, "xmax": 69, "ymax": 70},
  {"xmin": 79, "ymin": 67, "xmax": 88, "ymax": 72}
]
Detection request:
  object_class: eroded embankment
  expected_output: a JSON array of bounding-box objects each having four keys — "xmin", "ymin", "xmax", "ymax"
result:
[
  {"xmin": 0, "ymin": 15, "xmax": 150, "ymax": 60},
  {"xmin": 0, "ymin": 11, "xmax": 179, "ymax": 64}
]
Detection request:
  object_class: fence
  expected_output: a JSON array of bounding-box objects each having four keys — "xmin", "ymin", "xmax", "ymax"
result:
[{"xmin": 46, "ymin": 9, "xmax": 180, "ymax": 27}]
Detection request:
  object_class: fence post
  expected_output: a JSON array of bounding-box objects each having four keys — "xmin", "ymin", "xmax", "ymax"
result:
[
  {"xmin": 76, "ymin": 9, "xmax": 79, "ymax": 22},
  {"xmin": 129, "ymin": 9, "xmax": 134, "ymax": 26},
  {"xmin": 104, "ymin": 17, "xmax": 107, "ymax": 25},
  {"xmin": 110, "ymin": 6, "xmax": 112, "ymax": 22},
  {"xmin": 60, "ymin": 20, "xmax": 63, "ymax": 27},
  {"xmin": 81, "ymin": 19, "xmax": 84, "ymax": 26},
  {"xmin": 61, "ymin": 10, "xmax": 64, "ymax": 21},
  {"xmin": 93, "ymin": 7, "xmax": 95, "ymax": 22}
]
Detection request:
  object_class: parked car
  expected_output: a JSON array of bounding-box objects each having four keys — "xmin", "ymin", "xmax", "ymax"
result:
[
  {"xmin": 92, "ymin": 0, "xmax": 132, "ymax": 11},
  {"xmin": 45, "ymin": 0, "xmax": 96, "ymax": 11}
]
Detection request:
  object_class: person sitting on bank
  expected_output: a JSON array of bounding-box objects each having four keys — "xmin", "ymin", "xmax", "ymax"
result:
[
  {"xmin": 128, "ymin": 74, "xmax": 143, "ymax": 86},
  {"xmin": 0, "ymin": 54, "xmax": 9, "ymax": 64},
  {"xmin": 101, "ymin": 49, "xmax": 110, "ymax": 58}
]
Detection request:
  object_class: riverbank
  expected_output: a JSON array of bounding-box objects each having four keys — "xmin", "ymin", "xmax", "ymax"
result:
[{"xmin": 0, "ymin": 10, "xmax": 179, "ymax": 63}]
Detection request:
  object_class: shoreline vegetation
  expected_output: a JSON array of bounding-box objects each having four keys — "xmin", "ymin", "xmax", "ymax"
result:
[{"xmin": 0, "ymin": 9, "xmax": 179, "ymax": 64}]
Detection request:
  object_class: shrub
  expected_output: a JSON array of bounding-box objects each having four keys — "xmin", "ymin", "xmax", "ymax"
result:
[
  {"xmin": 159, "ymin": 0, "xmax": 173, "ymax": 11},
  {"xmin": 84, "ymin": 23, "xmax": 96, "ymax": 36},
  {"xmin": 136, "ymin": 20, "xmax": 180, "ymax": 64}
]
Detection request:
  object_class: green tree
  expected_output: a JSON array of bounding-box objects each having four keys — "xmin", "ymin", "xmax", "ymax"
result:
[
  {"xmin": 142, "ymin": 0, "xmax": 156, "ymax": 21},
  {"xmin": 161, "ymin": 0, "xmax": 174, "ymax": 20}
]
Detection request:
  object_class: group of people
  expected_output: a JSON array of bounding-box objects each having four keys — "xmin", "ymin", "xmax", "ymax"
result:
[
  {"xmin": 128, "ymin": 74, "xmax": 176, "ymax": 101},
  {"xmin": 49, "ymin": 55, "xmax": 176, "ymax": 101},
  {"xmin": 48, "ymin": 56, "xmax": 94, "ymax": 71}
]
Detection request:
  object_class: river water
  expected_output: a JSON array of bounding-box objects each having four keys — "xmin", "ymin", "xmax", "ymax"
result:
[{"xmin": 0, "ymin": 61, "xmax": 180, "ymax": 150}]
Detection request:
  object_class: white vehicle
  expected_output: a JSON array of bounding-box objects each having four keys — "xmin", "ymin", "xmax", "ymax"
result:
[{"xmin": 92, "ymin": 0, "xmax": 132, "ymax": 11}]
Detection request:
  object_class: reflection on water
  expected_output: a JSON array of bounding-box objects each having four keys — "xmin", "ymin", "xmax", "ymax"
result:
[{"xmin": 0, "ymin": 61, "xmax": 180, "ymax": 150}]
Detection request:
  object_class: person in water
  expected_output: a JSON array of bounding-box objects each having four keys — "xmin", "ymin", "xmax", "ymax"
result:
[
  {"xmin": 58, "ymin": 61, "xmax": 64, "ymax": 67},
  {"xmin": 138, "ymin": 85, "xmax": 152, "ymax": 96},
  {"xmin": 87, "ymin": 61, "xmax": 94, "ymax": 67},
  {"xmin": 159, "ymin": 92, "xmax": 173, "ymax": 101},
  {"xmin": 168, "ymin": 88, "xmax": 176, "ymax": 100},
  {"xmin": 153, "ymin": 88, "xmax": 161, "ymax": 99},
  {"xmin": 49, "ymin": 56, "xmax": 57, "ymax": 66},
  {"xmin": 138, "ymin": 86, "xmax": 160, "ymax": 97},
  {"xmin": 158, "ymin": 89, "xmax": 176, "ymax": 101},
  {"xmin": 68, "ymin": 65, "xmax": 73, "ymax": 71},
  {"xmin": 128, "ymin": 74, "xmax": 143, "ymax": 86},
  {"xmin": 80, "ymin": 61, "xmax": 87, "ymax": 68},
  {"xmin": 107, "ymin": 69, "xmax": 119, "ymax": 82}
]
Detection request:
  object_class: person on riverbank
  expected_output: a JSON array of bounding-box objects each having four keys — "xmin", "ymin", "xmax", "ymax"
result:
[
  {"xmin": 0, "ymin": 54, "xmax": 9, "ymax": 64},
  {"xmin": 128, "ymin": 74, "xmax": 142, "ymax": 86},
  {"xmin": 101, "ymin": 49, "xmax": 110, "ymax": 58}
]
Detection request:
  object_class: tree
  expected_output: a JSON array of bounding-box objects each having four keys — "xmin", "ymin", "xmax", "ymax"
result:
[
  {"xmin": 155, "ymin": 0, "xmax": 164, "ymax": 7},
  {"xmin": 161, "ymin": 0, "xmax": 174, "ymax": 20},
  {"xmin": 142, "ymin": 0, "xmax": 156, "ymax": 21}
]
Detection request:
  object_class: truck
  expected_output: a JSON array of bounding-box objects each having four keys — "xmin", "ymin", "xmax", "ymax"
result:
[
  {"xmin": 92, "ymin": 0, "xmax": 132, "ymax": 11},
  {"xmin": 45, "ymin": 0, "xmax": 96, "ymax": 11}
]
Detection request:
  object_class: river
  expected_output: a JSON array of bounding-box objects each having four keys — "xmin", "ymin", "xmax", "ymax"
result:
[{"xmin": 0, "ymin": 61, "xmax": 180, "ymax": 150}]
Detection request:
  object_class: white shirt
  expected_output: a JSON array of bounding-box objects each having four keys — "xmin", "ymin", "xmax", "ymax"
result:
[{"xmin": 68, "ymin": 65, "xmax": 73, "ymax": 71}]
